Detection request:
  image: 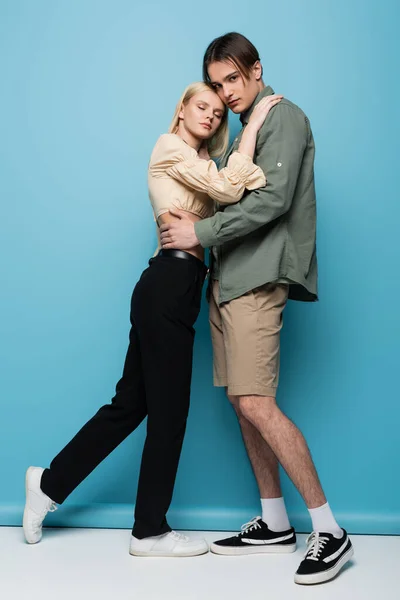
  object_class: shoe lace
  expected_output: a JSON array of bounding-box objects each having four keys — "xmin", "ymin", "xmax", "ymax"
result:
[
  {"xmin": 169, "ymin": 530, "xmax": 189, "ymax": 543},
  {"xmin": 32, "ymin": 501, "xmax": 57, "ymax": 531},
  {"xmin": 304, "ymin": 532, "xmax": 329, "ymax": 561},
  {"xmin": 238, "ymin": 516, "xmax": 262, "ymax": 536}
]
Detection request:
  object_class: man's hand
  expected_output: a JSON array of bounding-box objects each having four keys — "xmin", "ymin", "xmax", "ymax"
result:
[{"xmin": 160, "ymin": 208, "xmax": 200, "ymax": 250}]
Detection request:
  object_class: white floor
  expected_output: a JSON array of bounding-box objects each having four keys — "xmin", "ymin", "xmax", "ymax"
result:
[{"xmin": 1, "ymin": 527, "xmax": 399, "ymax": 600}]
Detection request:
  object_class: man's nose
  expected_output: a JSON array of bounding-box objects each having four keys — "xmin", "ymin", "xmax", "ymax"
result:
[{"xmin": 223, "ymin": 85, "xmax": 232, "ymax": 100}]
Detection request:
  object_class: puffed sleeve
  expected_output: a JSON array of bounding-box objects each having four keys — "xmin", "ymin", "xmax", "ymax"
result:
[{"xmin": 149, "ymin": 135, "xmax": 266, "ymax": 205}]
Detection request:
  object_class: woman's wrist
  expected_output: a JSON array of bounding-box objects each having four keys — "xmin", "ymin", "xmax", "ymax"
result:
[
  {"xmin": 238, "ymin": 124, "xmax": 259, "ymax": 158},
  {"xmin": 244, "ymin": 123, "xmax": 259, "ymax": 136},
  {"xmin": 240, "ymin": 124, "xmax": 259, "ymax": 146}
]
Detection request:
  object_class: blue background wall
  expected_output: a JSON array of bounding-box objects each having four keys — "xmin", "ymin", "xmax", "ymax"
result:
[{"xmin": 1, "ymin": 0, "xmax": 399, "ymax": 534}]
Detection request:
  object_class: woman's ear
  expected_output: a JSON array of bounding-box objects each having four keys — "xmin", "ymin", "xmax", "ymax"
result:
[{"xmin": 178, "ymin": 104, "xmax": 185, "ymax": 120}]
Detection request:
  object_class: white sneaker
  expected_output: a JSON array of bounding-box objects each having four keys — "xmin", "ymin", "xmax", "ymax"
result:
[
  {"xmin": 23, "ymin": 466, "xmax": 57, "ymax": 544},
  {"xmin": 129, "ymin": 531, "xmax": 209, "ymax": 557}
]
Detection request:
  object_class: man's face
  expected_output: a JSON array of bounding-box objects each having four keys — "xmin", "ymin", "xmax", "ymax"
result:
[{"xmin": 207, "ymin": 60, "xmax": 262, "ymax": 114}]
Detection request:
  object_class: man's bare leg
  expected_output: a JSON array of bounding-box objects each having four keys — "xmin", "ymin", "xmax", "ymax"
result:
[
  {"xmin": 228, "ymin": 394, "xmax": 281, "ymax": 498},
  {"xmin": 210, "ymin": 395, "xmax": 296, "ymax": 555},
  {"xmin": 236, "ymin": 394, "xmax": 326, "ymax": 508}
]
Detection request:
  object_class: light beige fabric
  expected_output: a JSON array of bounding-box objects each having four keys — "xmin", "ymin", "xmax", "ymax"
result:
[{"xmin": 148, "ymin": 133, "xmax": 266, "ymax": 221}]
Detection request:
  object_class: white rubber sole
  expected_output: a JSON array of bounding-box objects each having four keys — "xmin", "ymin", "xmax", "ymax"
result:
[
  {"xmin": 210, "ymin": 542, "xmax": 297, "ymax": 555},
  {"xmin": 129, "ymin": 546, "xmax": 209, "ymax": 558},
  {"xmin": 23, "ymin": 467, "xmax": 41, "ymax": 544},
  {"xmin": 294, "ymin": 545, "xmax": 354, "ymax": 585}
]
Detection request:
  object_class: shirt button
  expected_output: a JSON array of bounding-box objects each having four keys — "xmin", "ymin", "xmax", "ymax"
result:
[{"xmin": 277, "ymin": 162, "xmax": 282, "ymax": 167}]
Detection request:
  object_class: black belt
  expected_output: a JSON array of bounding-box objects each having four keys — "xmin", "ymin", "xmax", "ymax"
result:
[
  {"xmin": 158, "ymin": 249, "xmax": 194, "ymax": 261},
  {"xmin": 158, "ymin": 249, "xmax": 209, "ymax": 276}
]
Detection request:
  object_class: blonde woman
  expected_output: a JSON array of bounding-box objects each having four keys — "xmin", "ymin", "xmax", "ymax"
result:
[{"xmin": 23, "ymin": 82, "xmax": 282, "ymax": 557}]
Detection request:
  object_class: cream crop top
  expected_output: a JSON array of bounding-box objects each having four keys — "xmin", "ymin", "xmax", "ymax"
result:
[{"xmin": 148, "ymin": 133, "xmax": 267, "ymax": 222}]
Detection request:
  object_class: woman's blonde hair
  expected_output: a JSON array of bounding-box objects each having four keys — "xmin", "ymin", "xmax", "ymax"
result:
[{"xmin": 168, "ymin": 82, "xmax": 229, "ymax": 159}]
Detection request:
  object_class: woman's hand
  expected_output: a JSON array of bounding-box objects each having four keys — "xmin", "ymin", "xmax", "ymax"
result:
[
  {"xmin": 247, "ymin": 94, "xmax": 283, "ymax": 132},
  {"xmin": 198, "ymin": 142, "xmax": 210, "ymax": 161}
]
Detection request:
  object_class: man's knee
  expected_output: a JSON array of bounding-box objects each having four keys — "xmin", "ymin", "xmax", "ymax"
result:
[{"xmin": 236, "ymin": 394, "xmax": 277, "ymax": 424}]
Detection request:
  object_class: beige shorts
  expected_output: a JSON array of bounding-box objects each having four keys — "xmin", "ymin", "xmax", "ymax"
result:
[{"xmin": 209, "ymin": 280, "xmax": 289, "ymax": 398}]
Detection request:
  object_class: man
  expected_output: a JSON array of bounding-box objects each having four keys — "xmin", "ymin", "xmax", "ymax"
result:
[{"xmin": 160, "ymin": 32, "xmax": 353, "ymax": 585}]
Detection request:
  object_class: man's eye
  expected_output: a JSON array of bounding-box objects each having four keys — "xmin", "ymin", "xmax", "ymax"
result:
[
  {"xmin": 198, "ymin": 106, "xmax": 205, "ymax": 110},
  {"xmin": 230, "ymin": 76, "xmax": 237, "ymax": 82}
]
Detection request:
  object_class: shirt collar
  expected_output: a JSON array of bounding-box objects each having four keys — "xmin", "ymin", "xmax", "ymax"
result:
[{"xmin": 240, "ymin": 85, "xmax": 275, "ymax": 125}]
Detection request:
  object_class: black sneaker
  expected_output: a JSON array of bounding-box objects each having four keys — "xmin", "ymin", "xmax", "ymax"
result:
[
  {"xmin": 210, "ymin": 516, "xmax": 296, "ymax": 555},
  {"xmin": 294, "ymin": 529, "xmax": 354, "ymax": 585}
]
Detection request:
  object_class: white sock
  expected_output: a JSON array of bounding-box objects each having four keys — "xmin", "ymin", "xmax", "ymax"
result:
[
  {"xmin": 308, "ymin": 502, "xmax": 343, "ymax": 538},
  {"xmin": 261, "ymin": 497, "xmax": 291, "ymax": 532}
]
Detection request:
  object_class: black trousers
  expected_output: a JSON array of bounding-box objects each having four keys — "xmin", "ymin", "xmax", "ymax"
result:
[{"xmin": 40, "ymin": 251, "xmax": 207, "ymax": 539}]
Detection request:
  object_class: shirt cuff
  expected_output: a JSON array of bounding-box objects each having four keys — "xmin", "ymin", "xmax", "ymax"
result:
[{"xmin": 194, "ymin": 218, "xmax": 218, "ymax": 249}]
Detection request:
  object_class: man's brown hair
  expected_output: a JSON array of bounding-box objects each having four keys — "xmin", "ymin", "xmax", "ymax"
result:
[{"xmin": 203, "ymin": 32, "xmax": 261, "ymax": 83}]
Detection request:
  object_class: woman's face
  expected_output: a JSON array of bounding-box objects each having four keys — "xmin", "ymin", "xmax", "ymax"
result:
[{"xmin": 179, "ymin": 90, "xmax": 225, "ymax": 141}]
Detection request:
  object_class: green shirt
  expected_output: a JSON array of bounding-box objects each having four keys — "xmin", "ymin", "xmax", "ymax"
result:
[{"xmin": 194, "ymin": 86, "xmax": 318, "ymax": 304}]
